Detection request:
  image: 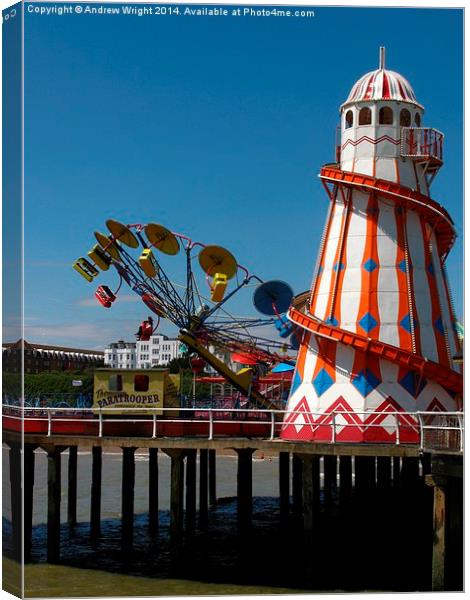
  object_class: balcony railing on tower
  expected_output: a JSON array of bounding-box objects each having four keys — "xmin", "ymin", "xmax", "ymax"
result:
[{"xmin": 401, "ymin": 127, "xmax": 444, "ymax": 185}]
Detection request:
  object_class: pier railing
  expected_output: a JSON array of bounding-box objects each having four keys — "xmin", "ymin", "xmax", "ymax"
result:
[{"xmin": 2, "ymin": 405, "xmax": 463, "ymax": 453}]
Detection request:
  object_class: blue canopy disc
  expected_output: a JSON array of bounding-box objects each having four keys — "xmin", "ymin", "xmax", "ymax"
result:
[
  {"xmin": 253, "ymin": 280, "xmax": 294, "ymax": 315},
  {"xmin": 272, "ymin": 362, "xmax": 295, "ymax": 373}
]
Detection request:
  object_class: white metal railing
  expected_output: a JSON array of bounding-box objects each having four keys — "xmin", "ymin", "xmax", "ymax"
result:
[
  {"xmin": 400, "ymin": 127, "xmax": 444, "ymax": 162},
  {"xmin": 2, "ymin": 405, "xmax": 463, "ymax": 452}
]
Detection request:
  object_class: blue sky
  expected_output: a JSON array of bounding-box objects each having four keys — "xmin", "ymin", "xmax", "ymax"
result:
[{"xmin": 18, "ymin": 4, "xmax": 463, "ymax": 350}]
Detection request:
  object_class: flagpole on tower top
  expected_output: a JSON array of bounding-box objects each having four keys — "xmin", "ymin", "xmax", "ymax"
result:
[{"xmin": 379, "ymin": 46, "xmax": 386, "ymax": 69}]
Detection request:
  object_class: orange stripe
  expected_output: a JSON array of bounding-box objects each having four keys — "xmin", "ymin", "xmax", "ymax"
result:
[
  {"xmin": 323, "ymin": 200, "xmax": 349, "ymax": 320},
  {"xmin": 421, "ymin": 221, "xmax": 450, "ymax": 367},
  {"xmin": 356, "ymin": 193, "xmax": 380, "ymax": 339},
  {"xmin": 310, "ymin": 201, "xmax": 335, "ymax": 315},
  {"xmin": 296, "ymin": 337, "xmax": 309, "ymax": 380},
  {"xmin": 312, "ymin": 336, "xmax": 336, "ymax": 383},
  {"xmin": 395, "ymin": 207, "xmax": 413, "ymax": 352}
]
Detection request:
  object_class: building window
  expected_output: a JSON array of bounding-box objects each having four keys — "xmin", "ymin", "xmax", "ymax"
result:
[
  {"xmin": 109, "ymin": 374, "xmax": 123, "ymax": 391},
  {"xmin": 134, "ymin": 375, "xmax": 149, "ymax": 392},
  {"xmin": 379, "ymin": 106, "xmax": 394, "ymax": 125},
  {"xmin": 358, "ymin": 107, "xmax": 371, "ymax": 125},
  {"xmin": 415, "ymin": 112, "xmax": 421, "ymax": 126},
  {"xmin": 400, "ymin": 109, "xmax": 411, "ymax": 127},
  {"xmin": 345, "ymin": 110, "xmax": 353, "ymax": 129}
]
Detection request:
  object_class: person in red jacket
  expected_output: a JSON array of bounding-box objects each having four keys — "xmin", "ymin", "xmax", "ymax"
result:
[{"xmin": 136, "ymin": 316, "xmax": 154, "ymax": 341}]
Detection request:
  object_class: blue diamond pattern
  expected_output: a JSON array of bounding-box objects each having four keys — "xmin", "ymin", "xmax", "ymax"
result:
[
  {"xmin": 399, "ymin": 371, "xmax": 427, "ymax": 397},
  {"xmin": 290, "ymin": 370, "xmax": 302, "ymax": 396},
  {"xmin": 398, "ymin": 259, "xmax": 407, "ymax": 273},
  {"xmin": 358, "ymin": 312, "xmax": 378, "ymax": 334},
  {"xmin": 363, "ymin": 258, "xmax": 378, "ymax": 272},
  {"xmin": 427, "ymin": 263, "xmax": 435, "ymax": 276},
  {"xmin": 325, "ymin": 316, "xmax": 339, "ymax": 327},
  {"xmin": 313, "ymin": 368, "xmax": 334, "ymax": 397},
  {"xmin": 400, "ymin": 314, "xmax": 412, "ymax": 333},
  {"xmin": 333, "ymin": 262, "xmax": 345, "ymax": 272},
  {"xmin": 434, "ymin": 316, "xmax": 444, "ymax": 336},
  {"xmin": 352, "ymin": 369, "xmax": 381, "ymax": 397}
]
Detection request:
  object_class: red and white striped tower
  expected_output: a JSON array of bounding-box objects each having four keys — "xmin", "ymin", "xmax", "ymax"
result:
[{"xmin": 282, "ymin": 48, "xmax": 462, "ymax": 443}]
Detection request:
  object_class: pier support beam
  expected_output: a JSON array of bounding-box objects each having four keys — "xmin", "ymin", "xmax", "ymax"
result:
[
  {"xmin": 9, "ymin": 443, "xmax": 21, "ymax": 561},
  {"xmin": 401, "ymin": 457, "xmax": 420, "ymax": 488},
  {"xmin": 185, "ymin": 450, "xmax": 197, "ymax": 533},
  {"xmin": 392, "ymin": 457, "xmax": 401, "ymax": 487},
  {"xmin": 121, "ymin": 447, "xmax": 136, "ymax": 548},
  {"xmin": 292, "ymin": 454, "xmax": 303, "ymax": 525},
  {"xmin": 376, "ymin": 457, "xmax": 392, "ymax": 489},
  {"xmin": 164, "ymin": 450, "xmax": 186, "ymax": 558},
  {"xmin": 199, "ymin": 449, "xmax": 208, "ymax": 526},
  {"xmin": 425, "ymin": 455, "xmax": 463, "ymax": 591},
  {"xmin": 46, "ymin": 446, "xmax": 65, "ymax": 563},
  {"xmin": 209, "ymin": 449, "xmax": 217, "ymax": 507},
  {"xmin": 354, "ymin": 456, "xmax": 375, "ymax": 490},
  {"xmin": 279, "ymin": 452, "xmax": 290, "ymax": 527},
  {"xmin": 67, "ymin": 446, "xmax": 78, "ymax": 526},
  {"xmin": 323, "ymin": 455, "xmax": 337, "ymax": 501},
  {"xmin": 301, "ymin": 455, "xmax": 320, "ymax": 552},
  {"xmin": 148, "ymin": 448, "xmax": 159, "ymax": 534},
  {"xmin": 24, "ymin": 444, "xmax": 36, "ymax": 561},
  {"xmin": 236, "ymin": 448, "xmax": 254, "ymax": 532},
  {"xmin": 339, "ymin": 456, "xmax": 352, "ymax": 501},
  {"xmin": 90, "ymin": 446, "xmax": 102, "ymax": 539},
  {"xmin": 426, "ymin": 474, "xmax": 447, "ymax": 591}
]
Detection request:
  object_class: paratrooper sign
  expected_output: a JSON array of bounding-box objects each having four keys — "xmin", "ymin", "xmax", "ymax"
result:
[{"xmin": 93, "ymin": 369, "xmax": 180, "ymax": 414}]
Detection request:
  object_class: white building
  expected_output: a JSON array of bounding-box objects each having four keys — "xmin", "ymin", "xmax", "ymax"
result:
[
  {"xmin": 137, "ymin": 335, "xmax": 183, "ymax": 368},
  {"xmin": 104, "ymin": 340, "xmax": 137, "ymax": 369},
  {"xmin": 104, "ymin": 336, "xmax": 183, "ymax": 369}
]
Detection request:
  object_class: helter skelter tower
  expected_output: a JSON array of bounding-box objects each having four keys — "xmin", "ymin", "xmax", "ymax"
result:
[{"xmin": 282, "ymin": 48, "xmax": 462, "ymax": 443}]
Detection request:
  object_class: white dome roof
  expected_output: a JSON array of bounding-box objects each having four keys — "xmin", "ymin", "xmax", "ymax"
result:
[
  {"xmin": 341, "ymin": 49, "xmax": 423, "ymax": 109},
  {"xmin": 342, "ymin": 68, "xmax": 421, "ymax": 108}
]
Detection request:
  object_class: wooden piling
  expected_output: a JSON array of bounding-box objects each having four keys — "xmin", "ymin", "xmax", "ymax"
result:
[
  {"xmin": 9, "ymin": 443, "xmax": 21, "ymax": 561},
  {"xmin": 209, "ymin": 449, "xmax": 217, "ymax": 507},
  {"xmin": 292, "ymin": 454, "xmax": 303, "ymax": 524},
  {"xmin": 339, "ymin": 455, "xmax": 352, "ymax": 500},
  {"xmin": 354, "ymin": 456, "xmax": 376, "ymax": 490},
  {"xmin": 426, "ymin": 474, "xmax": 447, "ymax": 591},
  {"xmin": 279, "ymin": 452, "xmax": 290, "ymax": 527},
  {"xmin": 47, "ymin": 447, "xmax": 64, "ymax": 563},
  {"xmin": 148, "ymin": 448, "xmax": 159, "ymax": 534},
  {"xmin": 165, "ymin": 450, "xmax": 185, "ymax": 557},
  {"xmin": 24, "ymin": 444, "xmax": 36, "ymax": 560},
  {"xmin": 236, "ymin": 448, "xmax": 254, "ymax": 532},
  {"xmin": 67, "ymin": 446, "xmax": 78, "ymax": 526},
  {"xmin": 301, "ymin": 455, "xmax": 320, "ymax": 551},
  {"xmin": 121, "ymin": 447, "xmax": 136, "ymax": 548},
  {"xmin": 323, "ymin": 455, "xmax": 337, "ymax": 500},
  {"xmin": 90, "ymin": 446, "xmax": 102, "ymax": 539},
  {"xmin": 185, "ymin": 449, "xmax": 197, "ymax": 533},
  {"xmin": 376, "ymin": 456, "xmax": 392, "ymax": 489},
  {"xmin": 392, "ymin": 457, "xmax": 402, "ymax": 487},
  {"xmin": 401, "ymin": 457, "xmax": 420, "ymax": 488},
  {"xmin": 199, "ymin": 449, "xmax": 208, "ymax": 526}
]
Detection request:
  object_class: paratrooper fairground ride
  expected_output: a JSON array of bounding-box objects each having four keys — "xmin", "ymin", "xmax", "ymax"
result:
[{"xmin": 73, "ymin": 219, "xmax": 302, "ymax": 409}]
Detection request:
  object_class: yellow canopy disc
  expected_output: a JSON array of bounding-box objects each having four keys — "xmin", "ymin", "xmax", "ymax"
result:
[
  {"xmin": 198, "ymin": 245, "xmax": 238, "ymax": 280},
  {"xmin": 144, "ymin": 223, "xmax": 180, "ymax": 255},
  {"xmin": 105, "ymin": 219, "xmax": 139, "ymax": 248},
  {"xmin": 94, "ymin": 231, "xmax": 122, "ymax": 261}
]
